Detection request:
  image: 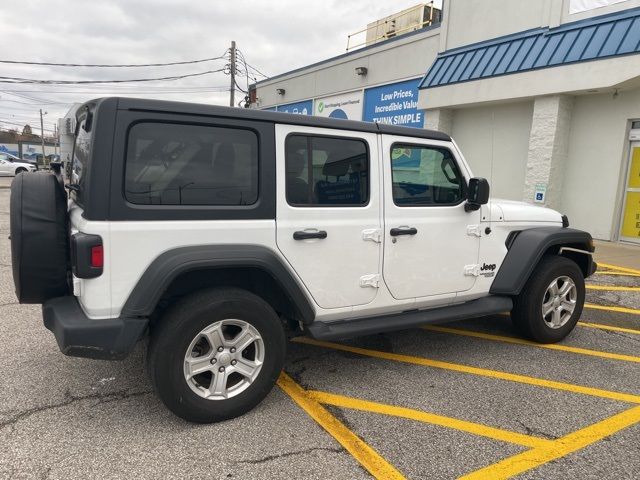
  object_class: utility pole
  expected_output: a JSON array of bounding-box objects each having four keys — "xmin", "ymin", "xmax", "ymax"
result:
[
  {"xmin": 229, "ymin": 40, "xmax": 236, "ymax": 107},
  {"xmin": 39, "ymin": 109, "xmax": 46, "ymax": 167}
]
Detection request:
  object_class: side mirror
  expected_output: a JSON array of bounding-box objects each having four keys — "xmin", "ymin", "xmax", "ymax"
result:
[{"xmin": 465, "ymin": 177, "xmax": 490, "ymax": 212}]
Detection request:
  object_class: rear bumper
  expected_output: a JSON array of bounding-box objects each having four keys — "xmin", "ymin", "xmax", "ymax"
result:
[{"xmin": 43, "ymin": 296, "xmax": 148, "ymax": 360}]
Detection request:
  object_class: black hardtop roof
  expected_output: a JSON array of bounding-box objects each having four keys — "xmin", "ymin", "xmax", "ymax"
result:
[{"xmin": 86, "ymin": 97, "xmax": 451, "ymax": 142}]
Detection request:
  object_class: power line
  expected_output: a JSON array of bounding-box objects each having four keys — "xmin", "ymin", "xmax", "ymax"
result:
[
  {"xmin": 0, "ymin": 118, "xmax": 55, "ymax": 133},
  {"xmin": 0, "ymin": 87, "xmax": 231, "ymax": 94},
  {"xmin": 236, "ymin": 50, "xmax": 269, "ymax": 78},
  {"xmin": 0, "ymin": 98, "xmax": 72, "ymax": 106},
  {"xmin": 0, "ymin": 52, "xmax": 229, "ymax": 68},
  {"xmin": 0, "ymin": 68, "xmax": 227, "ymax": 85}
]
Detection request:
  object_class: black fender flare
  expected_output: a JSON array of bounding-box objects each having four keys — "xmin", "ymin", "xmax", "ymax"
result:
[
  {"xmin": 490, "ymin": 227, "xmax": 594, "ymax": 296},
  {"xmin": 120, "ymin": 245, "xmax": 316, "ymax": 323}
]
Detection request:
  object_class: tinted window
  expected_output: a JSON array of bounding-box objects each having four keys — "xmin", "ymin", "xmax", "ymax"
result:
[
  {"xmin": 390, "ymin": 145, "xmax": 464, "ymax": 206},
  {"xmin": 125, "ymin": 123, "xmax": 258, "ymax": 206},
  {"xmin": 285, "ymin": 135, "xmax": 368, "ymax": 206}
]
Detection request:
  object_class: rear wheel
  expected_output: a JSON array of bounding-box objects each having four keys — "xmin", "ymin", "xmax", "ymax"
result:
[
  {"xmin": 147, "ymin": 287, "xmax": 286, "ymax": 423},
  {"xmin": 511, "ymin": 256, "xmax": 585, "ymax": 343}
]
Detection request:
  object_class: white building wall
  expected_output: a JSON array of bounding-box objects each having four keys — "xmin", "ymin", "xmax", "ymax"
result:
[
  {"xmin": 256, "ymin": 29, "xmax": 440, "ymax": 108},
  {"xmin": 561, "ymin": 88, "xmax": 640, "ymax": 240},
  {"xmin": 441, "ymin": 0, "xmax": 552, "ymax": 51},
  {"xmin": 451, "ymin": 101, "xmax": 534, "ymax": 201}
]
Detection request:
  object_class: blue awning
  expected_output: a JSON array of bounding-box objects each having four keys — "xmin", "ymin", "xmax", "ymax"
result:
[{"xmin": 419, "ymin": 7, "xmax": 640, "ymax": 90}]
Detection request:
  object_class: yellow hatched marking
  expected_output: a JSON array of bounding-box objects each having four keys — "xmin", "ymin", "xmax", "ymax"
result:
[
  {"xmin": 308, "ymin": 390, "xmax": 551, "ymax": 449},
  {"xmin": 579, "ymin": 321, "xmax": 640, "ymax": 335},
  {"xmin": 585, "ymin": 303, "xmax": 640, "ymax": 316},
  {"xmin": 597, "ymin": 262, "xmax": 640, "ymax": 276},
  {"xmin": 460, "ymin": 406, "xmax": 640, "ymax": 480},
  {"xmin": 422, "ymin": 325, "xmax": 640, "ymax": 364},
  {"xmin": 277, "ymin": 372, "xmax": 405, "ymax": 480},
  {"xmin": 587, "ymin": 284, "xmax": 640, "ymax": 292},
  {"xmin": 293, "ymin": 338, "xmax": 640, "ymax": 404}
]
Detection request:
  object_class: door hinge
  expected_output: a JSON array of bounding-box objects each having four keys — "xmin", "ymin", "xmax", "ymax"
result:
[
  {"xmin": 464, "ymin": 264, "xmax": 480, "ymax": 277},
  {"xmin": 467, "ymin": 225, "xmax": 482, "ymax": 237},
  {"xmin": 362, "ymin": 228, "xmax": 382, "ymax": 243},
  {"xmin": 359, "ymin": 274, "xmax": 380, "ymax": 288}
]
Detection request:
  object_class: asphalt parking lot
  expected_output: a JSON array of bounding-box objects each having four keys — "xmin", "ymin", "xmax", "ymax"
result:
[{"xmin": 0, "ymin": 175, "xmax": 639, "ymax": 479}]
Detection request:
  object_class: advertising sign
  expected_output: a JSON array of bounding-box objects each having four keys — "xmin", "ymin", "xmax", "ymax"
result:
[
  {"xmin": 0, "ymin": 143, "xmax": 20, "ymax": 157},
  {"xmin": 277, "ymin": 100, "xmax": 313, "ymax": 115},
  {"xmin": 314, "ymin": 91, "xmax": 363, "ymax": 121},
  {"xmin": 363, "ymin": 78, "xmax": 424, "ymax": 128}
]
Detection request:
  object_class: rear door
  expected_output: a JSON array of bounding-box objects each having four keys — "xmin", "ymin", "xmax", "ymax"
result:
[
  {"xmin": 275, "ymin": 124, "xmax": 381, "ymax": 309},
  {"xmin": 382, "ymin": 135, "xmax": 481, "ymax": 301}
]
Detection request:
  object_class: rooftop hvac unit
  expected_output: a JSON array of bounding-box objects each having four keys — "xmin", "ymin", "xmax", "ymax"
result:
[{"xmin": 360, "ymin": 3, "xmax": 442, "ymax": 49}]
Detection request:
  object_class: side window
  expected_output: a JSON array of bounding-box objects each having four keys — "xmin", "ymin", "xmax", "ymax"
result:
[
  {"xmin": 124, "ymin": 123, "xmax": 258, "ymax": 206},
  {"xmin": 390, "ymin": 144, "xmax": 465, "ymax": 206},
  {"xmin": 285, "ymin": 134, "xmax": 369, "ymax": 206}
]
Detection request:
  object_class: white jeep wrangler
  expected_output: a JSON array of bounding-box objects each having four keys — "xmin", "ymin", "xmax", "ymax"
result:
[{"xmin": 10, "ymin": 98, "xmax": 596, "ymax": 423}]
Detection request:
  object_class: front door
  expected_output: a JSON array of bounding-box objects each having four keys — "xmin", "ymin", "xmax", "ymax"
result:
[
  {"xmin": 381, "ymin": 135, "xmax": 481, "ymax": 301},
  {"xmin": 0, "ymin": 154, "xmax": 10, "ymax": 175},
  {"xmin": 275, "ymin": 124, "xmax": 381, "ymax": 310},
  {"xmin": 620, "ymin": 142, "xmax": 640, "ymax": 244}
]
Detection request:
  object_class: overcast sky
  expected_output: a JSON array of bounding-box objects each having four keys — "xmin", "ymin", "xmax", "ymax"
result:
[{"xmin": 0, "ymin": 0, "xmax": 442, "ymax": 134}]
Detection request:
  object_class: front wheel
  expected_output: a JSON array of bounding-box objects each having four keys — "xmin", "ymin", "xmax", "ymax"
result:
[
  {"xmin": 14, "ymin": 167, "xmax": 27, "ymax": 175},
  {"xmin": 147, "ymin": 287, "xmax": 286, "ymax": 423},
  {"xmin": 511, "ymin": 256, "xmax": 585, "ymax": 343}
]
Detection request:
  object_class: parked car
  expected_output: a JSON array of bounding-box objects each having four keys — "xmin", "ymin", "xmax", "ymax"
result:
[
  {"xmin": 0, "ymin": 153, "xmax": 37, "ymax": 176},
  {"xmin": 9, "ymin": 98, "xmax": 596, "ymax": 423}
]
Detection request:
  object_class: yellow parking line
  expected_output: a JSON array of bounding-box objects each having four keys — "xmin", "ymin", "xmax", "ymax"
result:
[
  {"xmin": 293, "ymin": 338, "xmax": 640, "ymax": 404},
  {"xmin": 587, "ymin": 284, "xmax": 640, "ymax": 292},
  {"xmin": 585, "ymin": 303, "xmax": 640, "ymax": 316},
  {"xmin": 308, "ymin": 390, "xmax": 551, "ymax": 449},
  {"xmin": 579, "ymin": 321, "xmax": 640, "ymax": 335},
  {"xmin": 597, "ymin": 262, "xmax": 640, "ymax": 276},
  {"xmin": 422, "ymin": 325, "xmax": 640, "ymax": 364},
  {"xmin": 459, "ymin": 405, "xmax": 640, "ymax": 480},
  {"xmin": 595, "ymin": 271, "xmax": 640, "ymax": 277},
  {"xmin": 277, "ymin": 372, "xmax": 406, "ymax": 480}
]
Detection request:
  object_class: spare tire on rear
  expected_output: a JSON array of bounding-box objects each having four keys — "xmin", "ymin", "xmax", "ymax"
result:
[{"xmin": 10, "ymin": 172, "xmax": 70, "ymax": 303}]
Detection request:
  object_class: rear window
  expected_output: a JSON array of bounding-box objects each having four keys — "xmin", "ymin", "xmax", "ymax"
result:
[
  {"xmin": 71, "ymin": 112, "xmax": 93, "ymax": 204},
  {"xmin": 124, "ymin": 122, "xmax": 258, "ymax": 206}
]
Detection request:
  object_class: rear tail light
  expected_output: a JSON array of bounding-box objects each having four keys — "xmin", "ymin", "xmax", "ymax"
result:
[
  {"xmin": 71, "ymin": 233, "xmax": 103, "ymax": 279},
  {"xmin": 90, "ymin": 245, "xmax": 103, "ymax": 268}
]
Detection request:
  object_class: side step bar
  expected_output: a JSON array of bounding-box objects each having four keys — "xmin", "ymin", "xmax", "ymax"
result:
[{"xmin": 306, "ymin": 296, "xmax": 513, "ymax": 341}]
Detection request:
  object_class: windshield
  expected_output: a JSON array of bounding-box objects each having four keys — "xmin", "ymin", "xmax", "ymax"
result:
[{"xmin": 71, "ymin": 109, "xmax": 93, "ymax": 205}]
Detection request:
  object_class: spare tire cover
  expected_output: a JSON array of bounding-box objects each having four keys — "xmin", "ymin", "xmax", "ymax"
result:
[{"xmin": 10, "ymin": 173, "xmax": 70, "ymax": 303}]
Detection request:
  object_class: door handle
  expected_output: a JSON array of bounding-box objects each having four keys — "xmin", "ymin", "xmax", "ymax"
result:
[
  {"xmin": 390, "ymin": 227, "xmax": 418, "ymax": 237},
  {"xmin": 293, "ymin": 230, "xmax": 328, "ymax": 240}
]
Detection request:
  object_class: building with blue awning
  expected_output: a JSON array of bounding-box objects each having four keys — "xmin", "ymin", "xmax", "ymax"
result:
[{"xmin": 251, "ymin": 0, "xmax": 640, "ymax": 243}]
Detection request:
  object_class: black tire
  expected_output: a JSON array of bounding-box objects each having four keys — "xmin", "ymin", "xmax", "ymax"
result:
[
  {"xmin": 10, "ymin": 172, "xmax": 70, "ymax": 303},
  {"xmin": 511, "ymin": 255, "xmax": 585, "ymax": 343},
  {"xmin": 14, "ymin": 167, "xmax": 27, "ymax": 175},
  {"xmin": 147, "ymin": 287, "xmax": 286, "ymax": 423}
]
